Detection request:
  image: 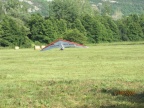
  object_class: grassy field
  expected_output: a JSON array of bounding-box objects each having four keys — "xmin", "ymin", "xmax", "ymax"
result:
[{"xmin": 0, "ymin": 42, "xmax": 144, "ymax": 108}]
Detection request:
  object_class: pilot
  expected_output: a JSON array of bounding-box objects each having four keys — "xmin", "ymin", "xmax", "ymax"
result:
[
  {"xmin": 60, "ymin": 44, "xmax": 64, "ymax": 50},
  {"xmin": 60, "ymin": 47, "xmax": 64, "ymax": 50}
]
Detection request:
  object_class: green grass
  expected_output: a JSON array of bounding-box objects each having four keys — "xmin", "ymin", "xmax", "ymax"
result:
[{"xmin": 0, "ymin": 42, "xmax": 144, "ymax": 108}]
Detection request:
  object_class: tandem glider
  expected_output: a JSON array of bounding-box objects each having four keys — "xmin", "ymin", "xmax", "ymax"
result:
[{"xmin": 41, "ymin": 39, "xmax": 88, "ymax": 51}]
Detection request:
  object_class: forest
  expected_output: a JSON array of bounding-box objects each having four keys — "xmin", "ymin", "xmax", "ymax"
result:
[
  {"xmin": 0, "ymin": 0, "xmax": 144, "ymax": 47},
  {"xmin": 91, "ymin": 0, "xmax": 144, "ymax": 15}
]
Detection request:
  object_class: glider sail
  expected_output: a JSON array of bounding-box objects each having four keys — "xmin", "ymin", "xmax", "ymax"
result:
[{"xmin": 41, "ymin": 39, "xmax": 87, "ymax": 51}]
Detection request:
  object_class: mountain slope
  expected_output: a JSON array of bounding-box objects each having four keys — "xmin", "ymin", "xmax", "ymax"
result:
[
  {"xmin": 19, "ymin": 0, "xmax": 144, "ymax": 16},
  {"xmin": 91, "ymin": 0, "xmax": 144, "ymax": 16}
]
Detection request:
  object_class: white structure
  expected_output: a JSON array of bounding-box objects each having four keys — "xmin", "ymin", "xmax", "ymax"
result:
[
  {"xmin": 41, "ymin": 45, "xmax": 46, "ymax": 49},
  {"xmin": 34, "ymin": 46, "xmax": 41, "ymax": 50},
  {"xmin": 15, "ymin": 46, "xmax": 19, "ymax": 50}
]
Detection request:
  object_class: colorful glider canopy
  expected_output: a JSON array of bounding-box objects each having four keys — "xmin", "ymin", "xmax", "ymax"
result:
[{"xmin": 41, "ymin": 39, "xmax": 87, "ymax": 51}]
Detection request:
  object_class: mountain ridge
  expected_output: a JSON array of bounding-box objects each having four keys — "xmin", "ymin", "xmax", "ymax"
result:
[{"xmin": 18, "ymin": 0, "xmax": 144, "ymax": 16}]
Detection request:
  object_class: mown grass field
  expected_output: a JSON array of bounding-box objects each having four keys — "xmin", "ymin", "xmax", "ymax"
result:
[{"xmin": 0, "ymin": 42, "xmax": 144, "ymax": 108}]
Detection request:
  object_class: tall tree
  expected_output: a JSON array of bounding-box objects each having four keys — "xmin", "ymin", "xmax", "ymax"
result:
[
  {"xmin": 63, "ymin": 29, "xmax": 87, "ymax": 44},
  {"xmin": 56, "ymin": 19, "xmax": 67, "ymax": 37},
  {"xmin": 0, "ymin": 1, "xmax": 4, "ymax": 19},
  {"xmin": 106, "ymin": 17, "xmax": 120, "ymax": 41},
  {"xmin": 0, "ymin": 16, "xmax": 30, "ymax": 47},
  {"xmin": 139, "ymin": 15, "xmax": 144, "ymax": 36},
  {"xmin": 125, "ymin": 15, "xmax": 144, "ymax": 41},
  {"xmin": 49, "ymin": 0, "xmax": 94, "ymax": 22},
  {"xmin": 81, "ymin": 15, "xmax": 110, "ymax": 43},
  {"xmin": 3, "ymin": 0, "xmax": 30, "ymax": 22},
  {"xmin": 0, "ymin": 24, "xmax": 4, "ymax": 46},
  {"xmin": 29, "ymin": 14, "xmax": 45, "ymax": 43},
  {"xmin": 117, "ymin": 20, "xmax": 129, "ymax": 41},
  {"xmin": 43, "ymin": 19, "xmax": 57, "ymax": 43},
  {"xmin": 71, "ymin": 19, "xmax": 87, "ymax": 36},
  {"xmin": 127, "ymin": 22, "xmax": 143, "ymax": 41},
  {"xmin": 29, "ymin": 14, "xmax": 59, "ymax": 44}
]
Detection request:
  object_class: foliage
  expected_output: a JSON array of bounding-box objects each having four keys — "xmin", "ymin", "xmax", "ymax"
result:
[
  {"xmin": 71, "ymin": 19, "xmax": 87, "ymax": 36},
  {"xmin": 0, "ymin": 0, "xmax": 144, "ymax": 47},
  {"xmin": 91, "ymin": 0, "xmax": 144, "ymax": 16},
  {"xmin": 49, "ymin": 0, "xmax": 94, "ymax": 22},
  {"xmin": 0, "ymin": 1, "xmax": 4, "ymax": 19},
  {"xmin": 0, "ymin": 16, "xmax": 31, "ymax": 47},
  {"xmin": 63, "ymin": 29, "xmax": 87, "ymax": 44},
  {"xmin": 21, "ymin": 0, "xmax": 144, "ymax": 17},
  {"xmin": 118, "ymin": 15, "xmax": 144, "ymax": 41}
]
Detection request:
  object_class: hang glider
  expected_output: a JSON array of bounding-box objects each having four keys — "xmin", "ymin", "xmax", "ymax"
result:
[{"xmin": 41, "ymin": 39, "xmax": 88, "ymax": 51}]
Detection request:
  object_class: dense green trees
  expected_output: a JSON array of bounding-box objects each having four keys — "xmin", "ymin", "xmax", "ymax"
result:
[
  {"xmin": 0, "ymin": 16, "xmax": 30, "ymax": 47},
  {"xmin": 49, "ymin": 0, "xmax": 94, "ymax": 22},
  {"xmin": 0, "ymin": 0, "xmax": 144, "ymax": 48},
  {"xmin": 63, "ymin": 29, "xmax": 87, "ymax": 44},
  {"xmin": 119, "ymin": 15, "xmax": 144, "ymax": 41},
  {"xmin": 29, "ymin": 0, "xmax": 144, "ymax": 17},
  {"xmin": 91, "ymin": 0, "xmax": 144, "ymax": 16},
  {"xmin": 140, "ymin": 15, "xmax": 144, "ymax": 35}
]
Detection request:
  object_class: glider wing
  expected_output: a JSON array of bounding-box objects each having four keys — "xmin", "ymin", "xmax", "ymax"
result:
[
  {"xmin": 61, "ymin": 40, "xmax": 86, "ymax": 48},
  {"xmin": 41, "ymin": 39, "xmax": 87, "ymax": 51}
]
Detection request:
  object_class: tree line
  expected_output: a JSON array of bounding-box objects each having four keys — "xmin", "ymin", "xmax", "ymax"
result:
[{"xmin": 0, "ymin": 0, "xmax": 144, "ymax": 47}]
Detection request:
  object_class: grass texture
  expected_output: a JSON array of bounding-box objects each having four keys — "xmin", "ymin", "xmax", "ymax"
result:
[{"xmin": 0, "ymin": 42, "xmax": 144, "ymax": 108}]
